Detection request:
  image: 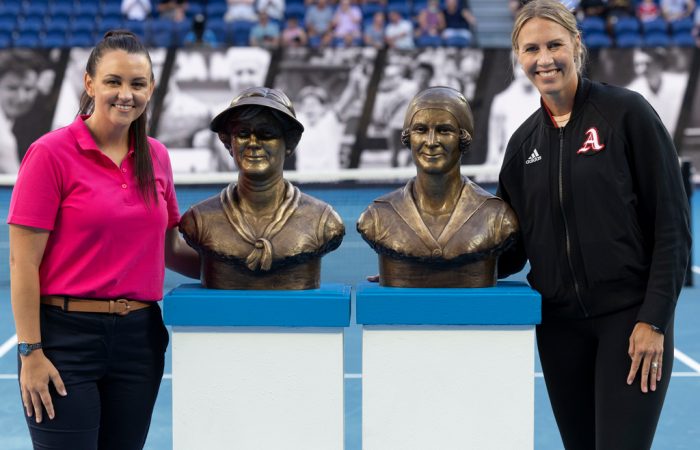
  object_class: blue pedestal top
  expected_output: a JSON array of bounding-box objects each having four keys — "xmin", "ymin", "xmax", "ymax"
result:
[
  {"xmin": 356, "ymin": 281, "xmax": 541, "ymax": 325},
  {"xmin": 163, "ymin": 283, "xmax": 351, "ymax": 327}
]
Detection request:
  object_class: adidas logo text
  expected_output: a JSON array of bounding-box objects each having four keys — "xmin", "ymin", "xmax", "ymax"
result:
[{"xmin": 526, "ymin": 149, "xmax": 542, "ymax": 165}]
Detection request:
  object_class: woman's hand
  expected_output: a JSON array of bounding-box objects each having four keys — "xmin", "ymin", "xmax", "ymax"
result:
[
  {"xmin": 627, "ymin": 322, "xmax": 665, "ymax": 393},
  {"xmin": 19, "ymin": 350, "xmax": 66, "ymax": 423}
]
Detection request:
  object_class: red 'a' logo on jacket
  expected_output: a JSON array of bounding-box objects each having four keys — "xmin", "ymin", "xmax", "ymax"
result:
[{"xmin": 577, "ymin": 128, "xmax": 605, "ymax": 155}]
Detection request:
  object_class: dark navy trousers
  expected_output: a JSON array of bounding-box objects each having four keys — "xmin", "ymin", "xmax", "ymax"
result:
[
  {"xmin": 19, "ymin": 303, "xmax": 169, "ymax": 450},
  {"xmin": 537, "ymin": 304, "xmax": 674, "ymax": 450}
]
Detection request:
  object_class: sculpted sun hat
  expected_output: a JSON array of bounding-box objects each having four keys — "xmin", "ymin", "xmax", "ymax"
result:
[
  {"xmin": 210, "ymin": 87, "xmax": 305, "ymax": 149},
  {"xmin": 402, "ymin": 86, "xmax": 474, "ymax": 137}
]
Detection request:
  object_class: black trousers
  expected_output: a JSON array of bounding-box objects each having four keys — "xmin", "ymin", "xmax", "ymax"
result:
[
  {"xmin": 19, "ymin": 303, "xmax": 169, "ymax": 450},
  {"xmin": 537, "ymin": 304, "xmax": 674, "ymax": 450}
]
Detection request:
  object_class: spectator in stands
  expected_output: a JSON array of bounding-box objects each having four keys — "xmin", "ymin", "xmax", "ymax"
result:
[
  {"xmin": 282, "ymin": 16, "xmax": 309, "ymax": 47},
  {"xmin": 225, "ymin": 0, "xmax": 258, "ymax": 22},
  {"xmin": 331, "ymin": 0, "xmax": 362, "ymax": 46},
  {"xmin": 122, "ymin": 0, "xmax": 152, "ymax": 21},
  {"xmin": 637, "ymin": 0, "xmax": 661, "ymax": 22},
  {"xmin": 361, "ymin": 0, "xmax": 387, "ymax": 8},
  {"xmin": 661, "ymin": 0, "xmax": 696, "ymax": 22},
  {"xmin": 305, "ymin": 0, "xmax": 335, "ymax": 47},
  {"xmin": 416, "ymin": 0, "xmax": 446, "ymax": 38},
  {"xmin": 364, "ymin": 11, "xmax": 386, "ymax": 48},
  {"xmin": 385, "ymin": 10, "xmax": 415, "ymax": 49},
  {"xmin": 249, "ymin": 10, "xmax": 281, "ymax": 48},
  {"xmin": 606, "ymin": 0, "xmax": 634, "ymax": 29},
  {"xmin": 442, "ymin": 0, "xmax": 477, "ymax": 43},
  {"xmin": 257, "ymin": 0, "xmax": 285, "ymax": 21},
  {"xmin": 578, "ymin": 0, "xmax": 607, "ymax": 19},
  {"xmin": 158, "ymin": 0, "xmax": 187, "ymax": 22},
  {"xmin": 184, "ymin": 13, "xmax": 219, "ymax": 47}
]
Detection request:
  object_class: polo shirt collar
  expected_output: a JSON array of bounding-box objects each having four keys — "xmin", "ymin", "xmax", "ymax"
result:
[{"xmin": 69, "ymin": 115, "xmax": 136, "ymax": 156}]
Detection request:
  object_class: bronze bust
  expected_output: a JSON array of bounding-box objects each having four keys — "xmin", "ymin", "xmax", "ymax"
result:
[
  {"xmin": 357, "ymin": 87, "xmax": 518, "ymax": 288},
  {"xmin": 179, "ymin": 87, "xmax": 345, "ymax": 290}
]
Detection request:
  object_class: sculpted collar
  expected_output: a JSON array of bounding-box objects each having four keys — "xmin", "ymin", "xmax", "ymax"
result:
[
  {"xmin": 376, "ymin": 177, "xmax": 490, "ymax": 253},
  {"xmin": 219, "ymin": 180, "xmax": 301, "ymax": 271}
]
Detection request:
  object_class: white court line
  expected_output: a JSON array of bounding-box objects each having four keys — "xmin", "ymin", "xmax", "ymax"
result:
[
  {"xmin": 0, "ymin": 334, "xmax": 17, "ymax": 359},
  {"xmin": 692, "ymin": 265, "xmax": 700, "ymax": 275},
  {"xmin": 674, "ymin": 348, "xmax": 700, "ymax": 373}
]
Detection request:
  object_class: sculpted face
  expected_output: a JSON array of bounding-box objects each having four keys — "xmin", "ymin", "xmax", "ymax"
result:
[
  {"xmin": 230, "ymin": 110, "xmax": 287, "ymax": 178},
  {"xmin": 409, "ymin": 108, "xmax": 462, "ymax": 175}
]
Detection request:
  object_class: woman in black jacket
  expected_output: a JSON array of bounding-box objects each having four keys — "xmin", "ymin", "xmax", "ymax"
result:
[{"xmin": 497, "ymin": 1, "xmax": 691, "ymax": 448}]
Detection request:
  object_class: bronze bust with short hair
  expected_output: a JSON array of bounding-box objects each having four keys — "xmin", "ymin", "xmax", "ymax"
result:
[
  {"xmin": 179, "ymin": 87, "xmax": 345, "ymax": 290},
  {"xmin": 357, "ymin": 86, "xmax": 519, "ymax": 287}
]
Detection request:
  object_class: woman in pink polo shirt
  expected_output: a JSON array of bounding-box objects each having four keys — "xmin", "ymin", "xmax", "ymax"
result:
[{"xmin": 8, "ymin": 31, "xmax": 199, "ymax": 449}]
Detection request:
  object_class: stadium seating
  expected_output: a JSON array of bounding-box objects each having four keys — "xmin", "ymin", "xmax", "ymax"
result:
[
  {"xmin": 670, "ymin": 17, "xmax": 694, "ymax": 34},
  {"xmin": 415, "ymin": 34, "xmax": 443, "ymax": 48},
  {"xmin": 579, "ymin": 16, "xmax": 606, "ymax": 35},
  {"xmin": 149, "ymin": 19, "xmax": 177, "ymax": 48},
  {"xmin": 613, "ymin": 16, "xmax": 641, "ymax": 36},
  {"xmin": 23, "ymin": 3, "xmax": 48, "ymax": 18},
  {"xmin": 616, "ymin": 32, "xmax": 644, "ymax": 47},
  {"xmin": 584, "ymin": 33, "xmax": 613, "ymax": 48},
  {"xmin": 20, "ymin": 17, "xmax": 45, "ymax": 34},
  {"xmin": 207, "ymin": 2, "xmax": 229, "ymax": 18},
  {"xmin": 14, "ymin": 30, "xmax": 42, "ymax": 48},
  {"xmin": 443, "ymin": 34, "xmax": 472, "ymax": 48},
  {"xmin": 230, "ymin": 20, "xmax": 256, "ymax": 46},
  {"xmin": 49, "ymin": 2, "xmax": 74, "ymax": 17},
  {"xmin": 45, "ymin": 17, "xmax": 70, "ymax": 33},
  {"xmin": 641, "ymin": 18, "xmax": 668, "ymax": 35},
  {"xmin": 643, "ymin": 32, "xmax": 671, "ymax": 47},
  {"xmin": 66, "ymin": 30, "xmax": 96, "ymax": 48},
  {"xmin": 42, "ymin": 30, "xmax": 68, "ymax": 48},
  {"xmin": 207, "ymin": 18, "xmax": 227, "ymax": 43},
  {"xmin": 101, "ymin": 3, "xmax": 123, "ymax": 17},
  {"xmin": 672, "ymin": 32, "xmax": 696, "ymax": 47},
  {"xmin": 0, "ymin": 0, "xmax": 687, "ymax": 50}
]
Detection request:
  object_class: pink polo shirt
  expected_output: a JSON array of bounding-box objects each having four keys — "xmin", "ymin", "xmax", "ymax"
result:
[{"xmin": 8, "ymin": 115, "xmax": 180, "ymax": 301}]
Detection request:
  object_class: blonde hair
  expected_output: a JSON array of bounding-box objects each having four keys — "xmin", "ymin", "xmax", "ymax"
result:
[{"xmin": 511, "ymin": 0, "xmax": 587, "ymax": 74}]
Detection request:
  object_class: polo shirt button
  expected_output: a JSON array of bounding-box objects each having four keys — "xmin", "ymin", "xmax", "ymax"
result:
[
  {"xmin": 122, "ymin": 168, "xmax": 126, "ymax": 173},
  {"xmin": 121, "ymin": 184, "xmax": 127, "ymax": 189},
  {"xmin": 432, "ymin": 249, "xmax": 442, "ymax": 258}
]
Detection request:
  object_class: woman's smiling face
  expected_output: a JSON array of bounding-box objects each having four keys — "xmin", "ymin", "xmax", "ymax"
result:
[
  {"xmin": 84, "ymin": 49, "xmax": 154, "ymax": 130},
  {"xmin": 516, "ymin": 17, "xmax": 580, "ymax": 101}
]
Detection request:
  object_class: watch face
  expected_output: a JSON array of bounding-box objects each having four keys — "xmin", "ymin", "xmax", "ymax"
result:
[{"xmin": 18, "ymin": 342, "xmax": 40, "ymax": 356}]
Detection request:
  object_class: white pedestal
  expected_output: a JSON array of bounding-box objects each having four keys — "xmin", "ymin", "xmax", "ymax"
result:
[
  {"xmin": 164, "ymin": 284, "xmax": 351, "ymax": 450},
  {"xmin": 357, "ymin": 282, "xmax": 541, "ymax": 450}
]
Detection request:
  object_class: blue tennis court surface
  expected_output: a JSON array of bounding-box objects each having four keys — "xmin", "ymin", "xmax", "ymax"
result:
[{"xmin": 1, "ymin": 185, "xmax": 699, "ymax": 449}]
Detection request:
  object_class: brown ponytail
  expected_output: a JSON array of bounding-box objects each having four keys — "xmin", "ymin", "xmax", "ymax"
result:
[{"xmin": 80, "ymin": 30, "xmax": 157, "ymax": 205}]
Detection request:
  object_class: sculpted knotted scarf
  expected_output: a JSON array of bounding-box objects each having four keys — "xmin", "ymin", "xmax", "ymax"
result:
[{"xmin": 219, "ymin": 181, "xmax": 301, "ymax": 271}]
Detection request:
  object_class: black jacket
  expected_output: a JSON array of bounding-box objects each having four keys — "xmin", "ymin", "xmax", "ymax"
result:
[{"xmin": 497, "ymin": 77, "xmax": 691, "ymax": 331}]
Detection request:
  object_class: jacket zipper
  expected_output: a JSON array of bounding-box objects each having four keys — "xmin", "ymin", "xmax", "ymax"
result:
[{"xmin": 558, "ymin": 127, "xmax": 589, "ymax": 317}]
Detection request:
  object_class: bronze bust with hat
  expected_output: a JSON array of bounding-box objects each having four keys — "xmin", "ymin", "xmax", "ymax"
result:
[
  {"xmin": 179, "ymin": 87, "xmax": 345, "ymax": 289},
  {"xmin": 357, "ymin": 86, "xmax": 519, "ymax": 287}
]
